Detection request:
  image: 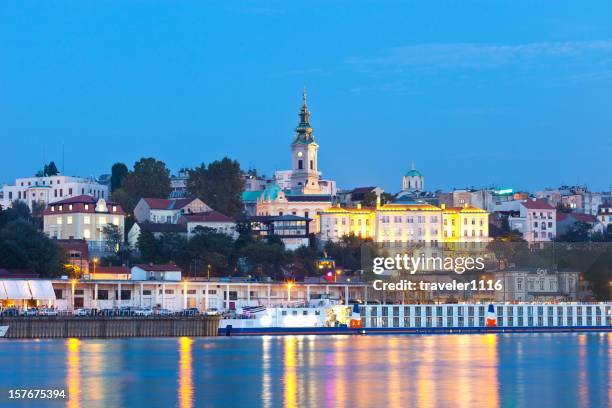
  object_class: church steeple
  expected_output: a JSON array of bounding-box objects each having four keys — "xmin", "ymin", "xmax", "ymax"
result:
[{"xmin": 295, "ymin": 88, "xmax": 314, "ymax": 143}]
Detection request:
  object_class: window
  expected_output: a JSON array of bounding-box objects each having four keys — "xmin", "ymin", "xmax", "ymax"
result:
[
  {"xmin": 113, "ymin": 217, "xmax": 120, "ymax": 225},
  {"xmin": 114, "ymin": 290, "xmax": 131, "ymax": 300},
  {"xmin": 298, "ymin": 160, "xmax": 303, "ymax": 169},
  {"xmin": 54, "ymin": 289, "xmax": 64, "ymax": 299},
  {"xmin": 98, "ymin": 216, "xmax": 107, "ymax": 225},
  {"xmin": 310, "ymin": 160, "xmax": 313, "ymax": 170},
  {"xmin": 67, "ymin": 216, "xmax": 73, "ymax": 225},
  {"xmin": 112, "ymin": 206, "xmax": 117, "ymax": 212},
  {"xmin": 83, "ymin": 229, "xmax": 91, "ymax": 239},
  {"xmin": 142, "ymin": 290, "xmax": 152, "ymax": 296},
  {"xmin": 84, "ymin": 204, "xmax": 89, "ymax": 210},
  {"xmin": 84, "ymin": 216, "xmax": 90, "ymax": 225},
  {"xmin": 97, "ymin": 290, "xmax": 109, "ymax": 300},
  {"xmin": 57, "ymin": 217, "xmax": 63, "ymax": 225}
]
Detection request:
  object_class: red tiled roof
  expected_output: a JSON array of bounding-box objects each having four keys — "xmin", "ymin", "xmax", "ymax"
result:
[
  {"xmin": 521, "ymin": 199, "xmax": 554, "ymax": 210},
  {"xmin": 556, "ymin": 212, "xmax": 597, "ymax": 223},
  {"xmin": 143, "ymin": 197, "xmax": 198, "ymax": 210},
  {"xmin": 42, "ymin": 195, "xmax": 125, "ymax": 215},
  {"xmin": 134, "ymin": 263, "xmax": 182, "ymax": 272},
  {"xmin": 180, "ymin": 211, "xmax": 233, "ymax": 223}
]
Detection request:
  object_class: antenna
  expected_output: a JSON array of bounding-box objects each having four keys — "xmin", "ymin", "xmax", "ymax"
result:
[{"xmin": 62, "ymin": 143, "xmax": 65, "ymax": 175}]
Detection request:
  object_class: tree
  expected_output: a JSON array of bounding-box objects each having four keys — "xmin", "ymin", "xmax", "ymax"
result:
[
  {"xmin": 556, "ymin": 222, "xmax": 592, "ymax": 242},
  {"xmin": 136, "ymin": 230, "xmax": 160, "ymax": 263},
  {"xmin": 239, "ymin": 239, "xmax": 290, "ymax": 279},
  {"xmin": 102, "ymin": 224, "xmax": 122, "ymax": 253},
  {"xmin": 111, "ymin": 188, "xmax": 138, "ymax": 216},
  {"xmin": 187, "ymin": 157, "xmax": 244, "ymax": 217},
  {"xmin": 0, "ymin": 219, "xmax": 61, "ymax": 276},
  {"xmin": 110, "ymin": 162, "xmax": 128, "ymax": 192},
  {"xmin": 361, "ymin": 191, "xmax": 378, "ymax": 207},
  {"xmin": 0, "ymin": 201, "xmax": 31, "ymax": 229},
  {"xmin": 120, "ymin": 158, "xmax": 172, "ymax": 210},
  {"xmin": 46, "ymin": 161, "xmax": 59, "ymax": 176}
]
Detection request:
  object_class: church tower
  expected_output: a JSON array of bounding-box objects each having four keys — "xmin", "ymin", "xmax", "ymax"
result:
[
  {"xmin": 290, "ymin": 89, "xmax": 322, "ymax": 194},
  {"xmin": 402, "ymin": 162, "xmax": 424, "ymax": 192}
]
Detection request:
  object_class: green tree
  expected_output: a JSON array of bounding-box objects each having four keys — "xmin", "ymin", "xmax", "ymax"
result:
[
  {"xmin": 556, "ymin": 222, "xmax": 592, "ymax": 242},
  {"xmin": 111, "ymin": 188, "xmax": 138, "ymax": 216},
  {"xmin": 102, "ymin": 224, "xmax": 122, "ymax": 253},
  {"xmin": 120, "ymin": 158, "xmax": 172, "ymax": 212},
  {"xmin": 110, "ymin": 162, "xmax": 129, "ymax": 192},
  {"xmin": 46, "ymin": 161, "xmax": 59, "ymax": 176},
  {"xmin": 0, "ymin": 201, "xmax": 31, "ymax": 229},
  {"xmin": 136, "ymin": 230, "xmax": 160, "ymax": 263},
  {"xmin": 187, "ymin": 157, "xmax": 244, "ymax": 217},
  {"xmin": 239, "ymin": 239, "xmax": 290, "ymax": 279},
  {"xmin": 361, "ymin": 191, "xmax": 378, "ymax": 207},
  {"xmin": 0, "ymin": 219, "xmax": 61, "ymax": 276}
]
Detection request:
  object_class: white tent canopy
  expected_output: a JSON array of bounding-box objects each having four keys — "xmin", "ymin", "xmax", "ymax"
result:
[
  {"xmin": 2, "ymin": 280, "xmax": 31, "ymax": 300},
  {"xmin": 0, "ymin": 280, "xmax": 56, "ymax": 300},
  {"xmin": 0, "ymin": 282, "xmax": 7, "ymax": 300},
  {"xmin": 27, "ymin": 280, "xmax": 56, "ymax": 300}
]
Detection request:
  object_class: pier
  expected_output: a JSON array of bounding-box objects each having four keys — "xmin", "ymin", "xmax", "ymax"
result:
[{"xmin": 0, "ymin": 316, "xmax": 221, "ymax": 339}]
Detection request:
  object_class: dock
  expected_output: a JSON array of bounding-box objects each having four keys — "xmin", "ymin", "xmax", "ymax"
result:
[{"xmin": 0, "ymin": 316, "xmax": 221, "ymax": 339}]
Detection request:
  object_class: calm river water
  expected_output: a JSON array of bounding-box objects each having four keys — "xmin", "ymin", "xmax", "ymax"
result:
[{"xmin": 0, "ymin": 333, "xmax": 610, "ymax": 408}]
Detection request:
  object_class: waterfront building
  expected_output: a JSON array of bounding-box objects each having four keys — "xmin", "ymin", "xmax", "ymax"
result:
[
  {"xmin": 1, "ymin": 175, "xmax": 109, "ymax": 211},
  {"xmin": 508, "ymin": 199, "xmax": 556, "ymax": 242},
  {"xmin": 47, "ymin": 279, "xmax": 366, "ymax": 311},
  {"xmin": 319, "ymin": 199, "xmax": 489, "ymax": 244},
  {"xmin": 42, "ymin": 195, "xmax": 126, "ymax": 253},
  {"xmin": 133, "ymin": 197, "xmax": 210, "ymax": 224},
  {"xmin": 494, "ymin": 269, "xmax": 579, "ymax": 302}
]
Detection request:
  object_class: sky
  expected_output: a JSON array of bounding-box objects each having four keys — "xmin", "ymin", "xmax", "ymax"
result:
[{"xmin": 1, "ymin": 1, "xmax": 612, "ymax": 194}]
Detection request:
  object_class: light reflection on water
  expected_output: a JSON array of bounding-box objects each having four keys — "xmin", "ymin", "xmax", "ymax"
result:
[{"xmin": 0, "ymin": 333, "xmax": 610, "ymax": 407}]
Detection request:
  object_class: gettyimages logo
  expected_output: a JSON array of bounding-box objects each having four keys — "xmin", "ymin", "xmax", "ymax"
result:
[{"xmin": 372, "ymin": 254, "xmax": 485, "ymax": 275}]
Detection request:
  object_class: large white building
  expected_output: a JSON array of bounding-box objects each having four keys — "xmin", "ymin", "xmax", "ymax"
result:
[
  {"xmin": 509, "ymin": 199, "xmax": 556, "ymax": 242},
  {"xmin": 1, "ymin": 175, "xmax": 109, "ymax": 211},
  {"xmin": 133, "ymin": 197, "xmax": 211, "ymax": 224}
]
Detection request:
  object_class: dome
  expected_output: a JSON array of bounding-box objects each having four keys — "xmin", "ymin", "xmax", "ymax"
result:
[
  {"xmin": 262, "ymin": 183, "xmax": 281, "ymax": 201},
  {"xmin": 404, "ymin": 169, "xmax": 422, "ymax": 177}
]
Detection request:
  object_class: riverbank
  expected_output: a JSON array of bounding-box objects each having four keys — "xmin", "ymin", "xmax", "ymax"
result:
[{"xmin": 0, "ymin": 316, "xmax": 220, "ymax": 339}]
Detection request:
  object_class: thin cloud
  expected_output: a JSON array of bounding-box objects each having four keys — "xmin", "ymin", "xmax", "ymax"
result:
[{"xmin": 348, "ymin": 41, "xmax": 612, "ymax": 71}]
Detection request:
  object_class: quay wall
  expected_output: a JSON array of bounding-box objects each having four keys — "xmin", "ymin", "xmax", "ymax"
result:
[{"xmin": 0, "ymin": 316, "xmax": 221, "ymax": 339}]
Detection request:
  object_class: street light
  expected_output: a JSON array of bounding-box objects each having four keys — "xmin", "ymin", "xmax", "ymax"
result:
[
  {"xmin": 207, "ymin": 264, "xmax": 211, "ymax": 281},
  {"xmin": 287, "ymin": 282, "xmax": 294, "ymax": 302},
  {"xmin": 335, "ymin": 269, "xmax": 342, "ymax": 283},
  {"xmin": 92, "ymin": 257, "xmax": 99, "ymax": 277}
]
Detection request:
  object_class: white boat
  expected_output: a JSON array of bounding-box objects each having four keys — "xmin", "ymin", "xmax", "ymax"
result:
[
  {"xmin": 0, "ymin": 326, "xmax": 8, "ymax": 338},
  {"xmin": 219, "ymin": 302, "xmax": 612, "ymax": 335}
]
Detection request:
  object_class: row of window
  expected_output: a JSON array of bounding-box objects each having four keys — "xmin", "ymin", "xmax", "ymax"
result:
[
  {"xmin": 365, "ymin": 305, "xmax": 604, "ymax": 318},
  {"xmin": 367, "ymin": 315, "xmax": 604, "ymax": 328}
]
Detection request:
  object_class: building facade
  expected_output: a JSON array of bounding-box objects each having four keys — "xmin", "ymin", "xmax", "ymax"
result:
[
  {"xmin": 42, "ymin": 195, "xmax": 125, "ymax": 252},
  {"xmin": 319, "ymin": 200, "xmax": 489, "ymax": 243},
  {"xmin": 134, "ymin": 197, "xmax": 211, "ymax": 224},
  {"xmin": 509, "ymin": 199, "xmax": 556, "ymax": 242},
  {"xmin": 1, "ymin": 175, "xmax": 109, "ymax": 211}
]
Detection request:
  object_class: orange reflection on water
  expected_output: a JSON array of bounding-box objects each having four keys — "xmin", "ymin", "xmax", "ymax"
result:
[
  {"xmin": 262, "ymin": 336, "xmax": 272, "ymax": 408},
  {"xmin": 577, "ymin": 334, "xmax": 589, "ymax": 408},
  {"xmin": 283, "ymin": 336, "xmax": 297, "ymax": 408},
  {"xmin": 178, "ymin": 337, "xmax": 194, "ymax": 408},
  {"xmin": 66, "ymin": 338, "xmax": 81, "ymax": 408}
]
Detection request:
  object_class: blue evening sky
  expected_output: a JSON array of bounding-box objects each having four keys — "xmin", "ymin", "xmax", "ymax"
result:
[{"xmin": 1, "ymin": 1, "xmax": 612, "ymax": 193}]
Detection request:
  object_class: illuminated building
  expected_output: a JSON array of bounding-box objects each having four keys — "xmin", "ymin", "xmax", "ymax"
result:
[{"xmin": 319, "ymin": 198, "xmax": 490, "ymax": 243}]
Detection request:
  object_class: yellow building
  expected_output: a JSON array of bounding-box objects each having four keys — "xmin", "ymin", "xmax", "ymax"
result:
[
  {"xmin": 319, "ymin": 200, "xmax": 489, "ymax": 244},
  {"xmin": 320, "ymin": 204, "xmax": 376, "ymax": 241}
]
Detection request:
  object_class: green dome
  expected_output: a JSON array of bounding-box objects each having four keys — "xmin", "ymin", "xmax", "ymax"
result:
[
  {"xmin": 405, "ymin": 169, "xmax": 422, "ymax": 177},
  {"xmin": 262, "ymin": 183, "xmax": 281, "ymax": 201}
]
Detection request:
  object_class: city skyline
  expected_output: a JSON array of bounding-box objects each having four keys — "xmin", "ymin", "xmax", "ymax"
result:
[{"xmin": 2, "ymin": 2, "xmax": 612, "ymax": 193}]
